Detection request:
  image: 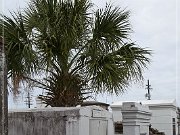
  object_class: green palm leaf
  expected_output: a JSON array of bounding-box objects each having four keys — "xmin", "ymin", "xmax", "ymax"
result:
[{"xmin": 0, "ymin": 12, "xmax": 38, "ymax": 94}]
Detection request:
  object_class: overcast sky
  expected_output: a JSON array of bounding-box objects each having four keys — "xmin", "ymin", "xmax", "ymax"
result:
[{"xmin": 1, "ymin": 0, "xmax": 180, "ymax": 108}]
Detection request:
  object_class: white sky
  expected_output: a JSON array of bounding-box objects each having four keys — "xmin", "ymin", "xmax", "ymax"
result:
[{"xmin": 1, "ymin": 0, "xmax": 180, "ymax": 108}]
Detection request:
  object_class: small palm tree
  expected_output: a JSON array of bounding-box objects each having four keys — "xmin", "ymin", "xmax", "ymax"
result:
[{"xmin": 0, "ymin": 0, "xmax": 151, "ymax": 107}]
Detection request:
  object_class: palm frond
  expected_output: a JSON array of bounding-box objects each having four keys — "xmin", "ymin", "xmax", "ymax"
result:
[
  {"xmin": 0, "ymin": 12, "xmax": 38, "ymax": 94},
  {"xmin": 86, "ymin": 43, "xmax": 151, "ymax": 94},
  {"xmin": 91, "ymin": 3, "xmax": 131, "ymax": 53}
]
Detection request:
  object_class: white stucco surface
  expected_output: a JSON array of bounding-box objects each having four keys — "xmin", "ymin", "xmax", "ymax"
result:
[
  {"xmin": 122, "ymin": 102, "xmax": 151, "ymax": 135},
  {"xmin": 111, "ymin": 99, "xmax": 179, "ymax": 135},
  {"xmin": 9, "ymin": 106, "xmax": 114, "ymax": 135}
]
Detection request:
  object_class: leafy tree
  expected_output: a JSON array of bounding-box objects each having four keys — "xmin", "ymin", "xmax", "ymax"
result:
[{"xmin": 0, "ymin": 0, "xmax": 151, "ymax": 107}]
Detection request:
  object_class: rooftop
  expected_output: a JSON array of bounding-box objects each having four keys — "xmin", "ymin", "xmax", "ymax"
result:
[{"xmin": 111, "ymin": 99, "xmax": 177, "ymax": 107}]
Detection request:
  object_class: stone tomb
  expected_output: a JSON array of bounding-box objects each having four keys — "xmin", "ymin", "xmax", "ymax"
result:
[
  {"xmin": 122, "ymin": 102, "xmax": 151, "ymax": 135},
  {"xmin": 8, "ymin": 106, "xmax": 114, "ymax": 135}
]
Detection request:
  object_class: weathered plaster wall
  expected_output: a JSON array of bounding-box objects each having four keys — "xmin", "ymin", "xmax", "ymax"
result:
[
  {"xmin": 8, "ymin": 110, "xmax": 66, "ymax": 135},
  {"xmin": 8, "ymin": 106, "xmax": 113, "ymax": 135},
  {"xmin": 8, "ymin": 108, "xmax": 82, "ymax": 135}
]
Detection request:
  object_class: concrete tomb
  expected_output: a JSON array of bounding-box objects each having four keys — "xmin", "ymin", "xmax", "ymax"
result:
[
  {"xmin": 122, "ymin": 102, "xmax": 151, "ymax": 135},
  {"xmin": 8, "ymin": 106, "xmax": 114, "ymax": 135}
]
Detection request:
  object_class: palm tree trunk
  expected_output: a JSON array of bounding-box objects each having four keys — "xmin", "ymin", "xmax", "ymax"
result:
[{"xmin": 0, "ymin": 37, "xmax": 8, "ymax": 135}]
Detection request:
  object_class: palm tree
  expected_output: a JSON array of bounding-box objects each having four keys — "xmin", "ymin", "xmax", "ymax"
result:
[{"xmin": 0, "ymin": 0, "xmax": 151, "ymax": 107}]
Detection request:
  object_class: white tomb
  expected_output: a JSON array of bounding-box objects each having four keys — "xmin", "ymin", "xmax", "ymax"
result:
[
  {"xmin": 122, "ymin": 102, "xmax": 151, "ymax": 135},
  {"xmin": 9, "ymin": 106, "xmax": 114, "ymax": 135},
  {"xmin": 111, "ymin": 99, "xmax": 179, "ymax": 135}
]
